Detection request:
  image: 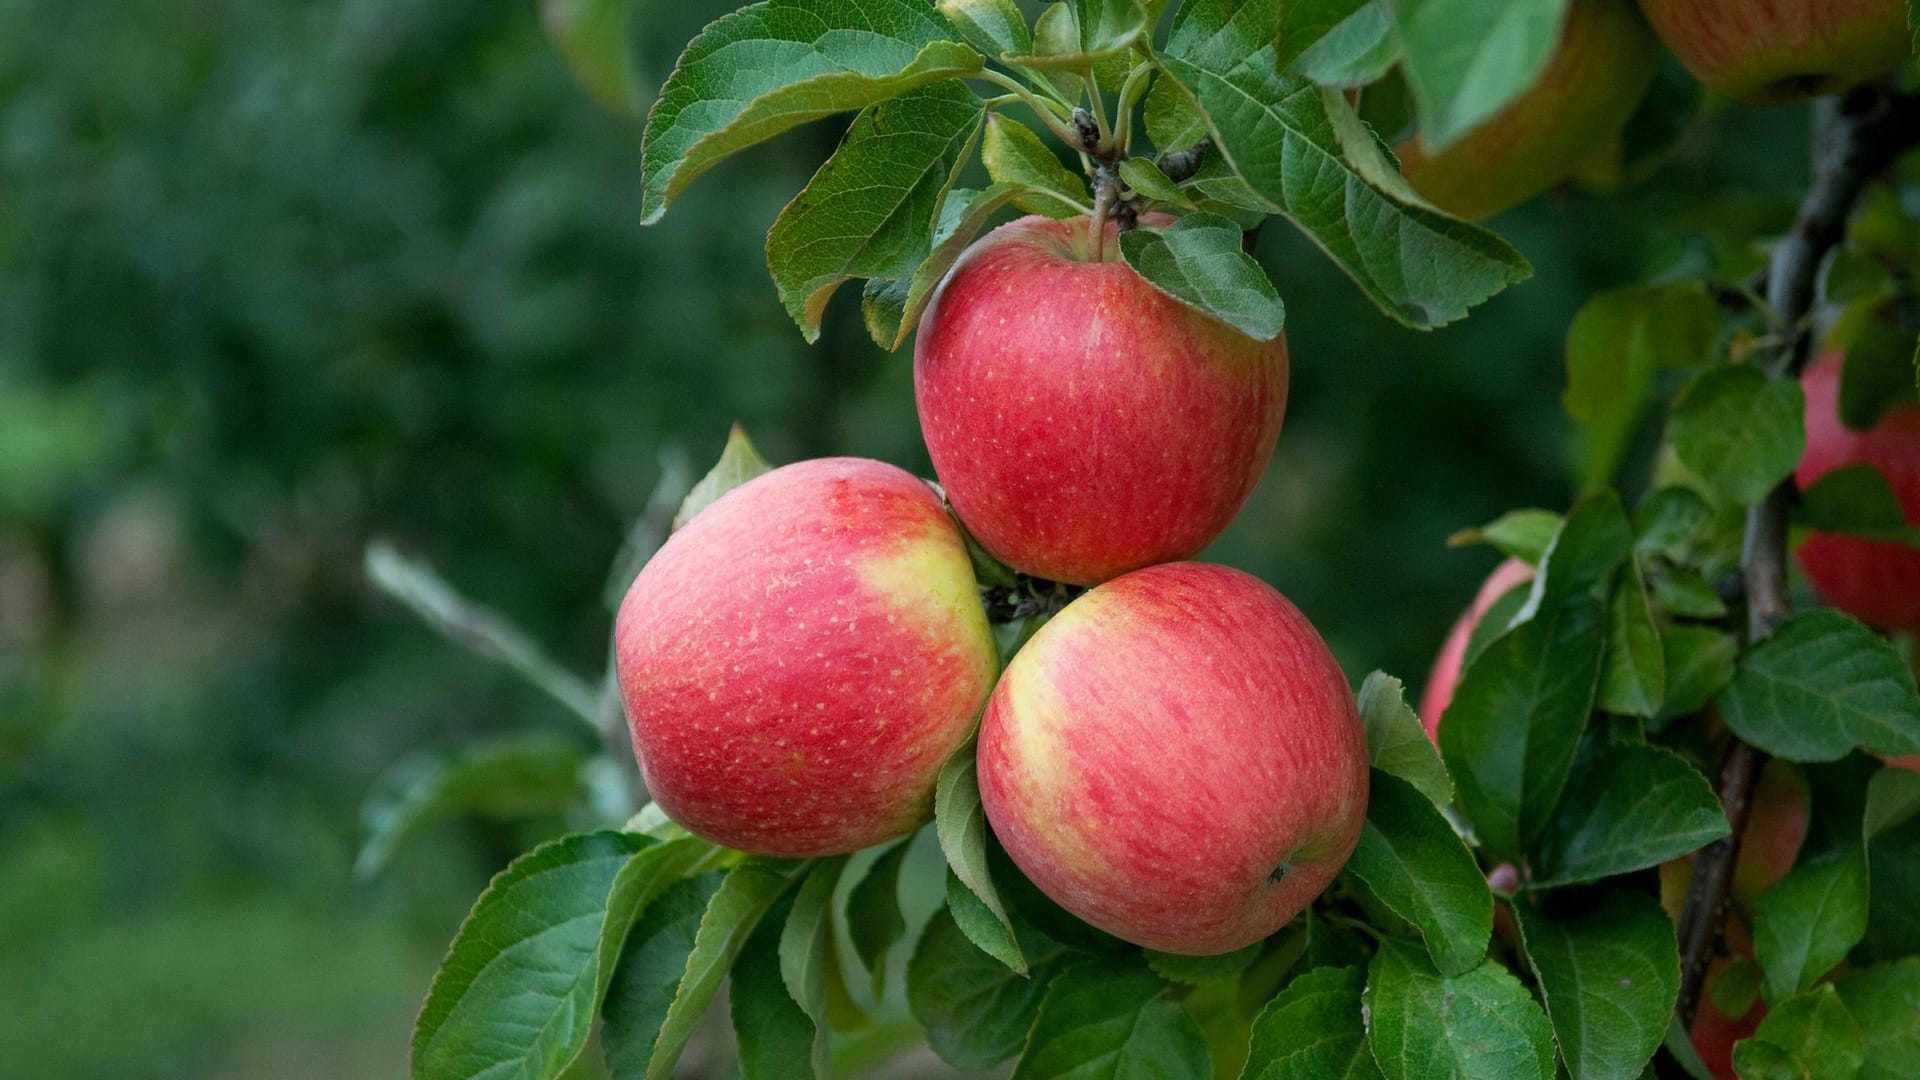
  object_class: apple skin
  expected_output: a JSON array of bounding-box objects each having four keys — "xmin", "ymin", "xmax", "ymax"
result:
[
  {"xmin": 914, "ymin": 214, "xmax": 1288, "ymax": 587},
  {"xmin": 1397, "ymin": 0, "xmax": 1659, "ymax": 220},
  {"xmin": 1417, "ymin": 557, "xmax": 1537, "ymax": 735},
  {"xmin": 976, "ymin": 562, "xmax": 1368, "ymax": 954},
  {"xmin": 1637, "ymin": 0, "xmax": 1909, "ymax": 104},
  {"xmin": 614, "ymin": 457, "xmax": 999, "ymax": 857},
  {"xmin": 1795, "ymin": 351, "xmax": 1920, "ymax": 634}
]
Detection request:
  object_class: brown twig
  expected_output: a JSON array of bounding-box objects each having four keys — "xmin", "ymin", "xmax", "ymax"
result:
[{"xmin": 1673, "ymin": 82, "xmax": 1920, "ymax": 1029}]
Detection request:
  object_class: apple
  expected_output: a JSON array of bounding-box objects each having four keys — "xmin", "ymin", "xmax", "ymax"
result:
[
  {"xmin": 1795, "ymin": 351, "xmax": 1920, "ymax": 634},
  {"xmin": 1637, "ymin": 0, "xmax": 1910, "ymax": 104},
  {"xmin": 976, "ymin": 561, "xmax": 1368, "ymax": 954},
  {"xmin": 1397, "ymin": 0, "xmax": 1660, "ymax": 220},
  {"xmin": 614, "ymin": 457, "xmax": 999, "ymax": 856},
  {"xmin": 1418, "ymin": 557, "xmax": 1537, "ymax": 735},
  {"xmin": 914, "ymin": 214, "xmax": 1289, "ymax": 587}
]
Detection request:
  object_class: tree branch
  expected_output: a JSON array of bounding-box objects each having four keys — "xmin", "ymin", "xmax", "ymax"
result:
[{"xmin": 1673, "ymin": 82, "xmax": 1920, "ymax": 1029}]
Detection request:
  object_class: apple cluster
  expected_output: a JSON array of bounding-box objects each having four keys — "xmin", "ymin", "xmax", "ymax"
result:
[{"xmin": 615, "ymin": 213, "xmax": 1368, "ymax": 957}]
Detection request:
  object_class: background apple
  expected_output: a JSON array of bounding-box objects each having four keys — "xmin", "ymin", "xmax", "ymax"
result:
[
  {"xmin": 1637, "ymin": 0, "xmax": 1910, "ymax": 103},
  {"xmin": 977, "ymin": 561, "xmax": 1368, "ymax": 955},
  {"xmin": 1795, "ymin": 351, "xmax": 1920, "ymax": 634},
  {"xmin": 1397, "ymin": 0, "xmax": 1659, "ymax": 220},
  {"xmin": 614, "ymin": 457, "xmax": 999, "ymax": 856},
  {"xmin": 1418, "ymin": 557, "xmax": 1537, "ymax": 734},
  {"xmin": 914, "ymin": 214, "xmax": 1289, "ymax": 587}
]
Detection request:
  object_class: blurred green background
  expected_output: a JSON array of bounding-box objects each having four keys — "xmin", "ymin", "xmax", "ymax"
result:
[{"xmin": 0, "ymin": 1, "xmax": 1810, "ymax": 1075}]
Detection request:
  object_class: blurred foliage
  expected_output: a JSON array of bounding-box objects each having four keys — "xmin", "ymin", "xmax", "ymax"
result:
[{"xmin": 0, "ymin": 0, "xmax": 1815, "ymax": 1075}]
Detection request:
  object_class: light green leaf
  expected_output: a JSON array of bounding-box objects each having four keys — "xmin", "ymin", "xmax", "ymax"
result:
[
  {"xmin": 602, "ymin": 872, "xmax": 726, "ymax": 1080},
  {"xmin": 983, "ymin": 114, "xmax": 1088, "ymax": 219},
  {"xmin": 937, "ymin": 0, "xmax": 1032, "ymax": 57},
  {"xmin": 1650, "ymin": 565, "xmax": 1729, "ymax": 620},
  {"xmin": 779, "ymin": 857, "xmax": 853, "ymax": 1074},
  {"xmin": 1364, "ymin": 939, "xmax": 1556, "ymax": 1080},
  {"xmin": 1287, "ymin": 1, "xmax": 1400, "ymax": 88},
  {"xmin": 936, "ymin": 745, "xmax": 1025, "ymax": 973},
  {"xmin": 1273, "ymin": 0, "xmax": 1370, "ymax": 71},
  {"xmin": 1010, "ymin": 0, "xmax": 1150, "ymax": 67},
  {"xmin": 765, "ymin": 81, "xmax": 984, "ymax": 340},
  {"xmin": 908, "ymin": 906, "xmax": 1069, "ymax": 1070},
  {"xmin": 1731, "ymin": 984, "xmax": 1864, "ymax": 1080},
  {"xmin": 1118, "ymin": 157, "xmax": 1198, "ymax": 209},
  {"xmin": 1241, "ymin": 965, "xmax": 1383, "ymax": 1079},
  {"xmin": 1717, "ymin": 609, "xmax": 1920, "ymax": 762},
  {"xmin": 1667, "ymin": 365, "xmax": 1806, "ymax": 506},
  {"xmin": 1012, "ymin": 957, "xmax": 1211, "ymax": 1080},
  {"xmin": 1835, "ymin": 957, "xmax": 1920, "ymax": 1080},
  {"xmin": 1358, "ymin": 671, "xmax": 1452, "ymax": 807},
  {"xmin": 356, "ymin": 732, "xmax": 588, "ymax": 877},
  {"xmin": 1343, "ymin": 770, "xmax": 1492, "ymax": 976},
  {"xmin": 1389, "ymin": 0, "xmax": 1574, "ymax": 151},
  {"xmin": 674, "ymin": 424, "xmax": 773, "ymax": 531},
  {"xmin": 1800, "ymin": 463, "xmax": 1920, "ymax": 547},
  {"xmin": 1752, "ymin": 851, "xmax": 1870, "ymax": 1006},
  {"xmin": 1515, "ymin": 892, "xmax": 1678, "ymax": 1080},
  {"xmin": 884, "ymin": 181, "xmax": 1034, "ymax": 349},
  {"xmin": 1529, "ymin": 740, "xmax": 1728, "ymax": 888},
  {"xmin": 1598, "ymin": 558, "xmax": 1666, "ymax": 718},
  {"xmin": 1155, "ymin": 0, "xmax": 1530, "ymax": 330},
  {"xmin": 846, "ymin": 838, "xmax": 910, "ymax": 996},
  {"xmin": 639, "ymin": 0, "xmax": 984, "ymax": 223},
  {"xmin": 1447, "ymin": 508, "xmax": 1563, "ymax": 565},
  {"xmin": 542, "ymin": 0, "xmax": 645, "ymax": 115},
  {"xmin": 1564, "ymin": 283, "xmax": 1720, "ymax": 490},
  {"xmin": 1117, "ymin": 212, "xmax": 1285, "ymax": 340}
]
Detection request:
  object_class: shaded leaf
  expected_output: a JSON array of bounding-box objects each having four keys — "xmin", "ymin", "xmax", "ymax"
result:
[
  {"xmin": 1388, "ymin": 0, "xmax": 1573, "ymax": 150},
  {"xmin": 602, "ymin": 872, "xmax": 726, "ymax": 1079},
  {"xmin": 1752, "ymin": 851, "xmax": 1869, "ymax": 1006},
  {"xmin": 1598, "ymin": 558, "xmax": 1665, "ymax": 718},
  {"xmin": 1117, "ymin": 212, "xmax": 1285, "ymax": 340},
  {"xmin": 1730, "ymin": 984, "xmax": 1863, "ymax": 1080},
  {"xmin": 1835, "ymin": 957, "xmax": 1920, "ymax": 1080},
  {"xmin": 1514, "ymin": 892, "xmax": 1679, "ymax": 1080},
  {"xmin": 1011, "ymin": 957, "xmax": 1211, "ymax": 1079},
  {"xmin": 1145, "ymin": 942, "xmax": 1262, "ymax": 985},
  {"xmin": 937, "ymin": 0, "xmax": 1032, "ymax": 56},
  {"xmin": 936, "ymin": 745, "xmax": 1025, "ymax": 972},
  {"xmin": 846, "ymin": 838, "xmax": 911, "ymax": 996},
  {"xmin": 908, "ymin": 906, "xmax": 1069, "ymax": 1070},
  {"xmin": 1448, "ymin": 508, "xmax": 1562, "ymax": 565},
  {"xmin": 1344, "ymin": 770, "xmax": 1492, "ymax": 976},
  {"xmin": 1530, "ymin": 740, "xmax": 1728, "ymax": 888},
  {"xmin": 1241, "ymin": 964, "xmax": 1383, "ymax": 1079},
  {"xmin": 1364, "ymin": 939, "xmax": 1556, "ymax": 1080},
  {"xmin": 356, "ymin": 732, "xmax": 587, "ymax": 878},
  {"xmin": 1717, "ymin": 609, "xmax": 1920, "ymax": 762},
  {"xmin": 1667, "ymin": 365, "xmax": 1805, "ymax": 505}
]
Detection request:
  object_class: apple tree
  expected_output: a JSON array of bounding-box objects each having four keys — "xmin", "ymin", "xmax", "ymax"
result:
[{"xmin": 369, "ymin": 2, "xmax": 1920, "ymax": 1078}]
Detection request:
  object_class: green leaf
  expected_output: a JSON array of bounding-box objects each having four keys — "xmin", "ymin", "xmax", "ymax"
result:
[
  {"xmin": 1287, "ymin": 1, "xmax": 1401, "ymax": 88},
  {"xmin": 1820, "ymin": 245, "xmax": 1896, "ymax": 306},
  {"xmin": 1800, "ymin": 463, "xmax": 1920, "ymax": 547},
  {"xmin": 1010, "ymin": 0, "xmax": 1150, "ymax": 67},
  {"xmin": 1117, "ymin": 157, "xmax": 1197, "ymax": 208},
  {"xmin": 883, "ymin": 181, "xmax": 1032, "ymax": 348},
  {"xmin": 1835, "ymin": 957, "xmax": 1920, "ymax": 1080},
  {"xmin": 355, "ymin": 732, "xmax": 587, "ymax": 877},
  {"xmin": 1667, "ymin": 365, "xmax": 1806, "ymax": 505},
  {"xmin": 1529, "ymin": 740, "xmax": 1729, "ymax": 888},
  {"xmin": 1712, "ymin": 956, "xmax": 1763, "ymax": 1021},
  {"xmin": 1389, "ymin": 0, "xmax": 1573, "ymax": 151},
  {"xmin": 542, "ymin": 0, "xmax": 644, "ymax": 115},
  {"xmin": 908, "ymin": 905, "xmax": 1069, "ymax": 1070},
  {"xmin": 982, "ymin": 115, "xmax": 1087, "ymax": 219},
  {"xmin": 1598, "ymin": 558, "xmax": 1666, "ymax": 718},
  {"xmin": 1717, "ymin": 609, "xmax": 1920, "ymax": 762},
  {"xmin": 1344, "ymin": 770, "xmax": 1492, "ymax": 976},
  {"xmin": 779, "ymin": 857, "xmax": 853, "ymax": 1074},
  {"xmin": 1752, "ymin": 851, "xmax": 1870, "ymax": 1005},
  {"xmin": 846, "ymin": 838, "xmax": 910, "ymax": 996},
  {"xmin": 937, "ymin": 0, "xmax": 1032, "ymax": 57},
  {"xmin": 732, "ymin": 893, "xmax": 817, "ymax": 1080},
  {"xmin": 1155, "ymin": 0, "xmax": 1530, "ymax": 330},
  {"xmin": 1649, "ymin": 564, "xmax": 1728, "ymax": 620},
  {"xmin": 1438, "ymin": 591, "xmax": 1606, "ymax": 857},
  {"xmin": 1514, "ymin": 891, "xmax": 1678, "ymax": 1080},
  {"xmin": 1364, "ymin": 939, "xmax": 1556, "ymax": 1080},
  {"xmin": 1116, "ymin": 212, "xmax": 1285, "ymax": 340},
  {"xmin": 1358, "ymin": 671, "xmax": 1452, "ymax": 806},
  {"xmin": 1564, "ymin": 284, "xmax": 1720, "ymax": 490},
  {"xmin": 1145, "ymin": 942, "xmax": 1262, "ymax": 985},
  {"xmin": 1656, "ymin": 625, "xmax": 1738, "ymax": 725},
  {"xmin": 1832, "ymin": 304, "xmax": 1920, "ymax": 431},
  {"xmin": 638, "ymin": 0, "xmax": 984, "ymax": 224},
  {"xmin": 1448, "ymin": 509, "xmax": 1563, "ymax": 565},
  {"xmin": 1731, "ymin": 984, "xmax": 1864, "ymax": 1080},
  {"xmin": 936, "ymin": 746, "xmax": 1025, "ymax": 973},
  {"xmin": 1534, "ymin": 491, "xmax": 1636, "ymax": 607},
  {"xmin": 646, "ymin": 858, "xmax": 811, "ymax": 1080},
  {"xmin": 602, "ymin": 872, "xmax": 726, "ymax": 1080},
  {"xmin": 1012, "ymin": 957, "xmax": 1211, "ymax": 1080},
  {"xmin": 412, "ymin": 832, "xmax": 716, "ymax": 1080},
  {"xmin": 674, "ymin": 424, "xmax": 774, "ymax": 531},
  {"xmin": 765, "ymin": 81, "xmax": 983, "ymax": 340},
  {"xmin": 1242, "ymin": 965, "xmax": 1383, "ymax": 1079},
  {"xmin": 1273, "ymin": 0, "xmax": 1370, "ymax": 72},
  {"xmin": 1634, "ymin": 485, "xmax": 1743, "ymax": 581}
]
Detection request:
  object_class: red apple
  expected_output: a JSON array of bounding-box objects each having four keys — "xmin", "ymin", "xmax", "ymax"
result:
[
  {"xmin": 1418, "ymin": 557, "xmax": 1537, "ymax": 735},
  {"xmin": 614, "ymin": 458, "xmax": 999, "ymax": 856},
  {"xmin": 1795, "ymin": 351, "xmax": 1920, "ymax": 634},
  {"xmin": 976, "ymin": 562, "xmax": 1367, "ymax": 954},
  {"xmin": 1397, "ymin": 0, "xmax": 1659, "ymax": 220},
  {"xmin": 913, "ymin": 214, "xmax": 1288, "ymax": 587},
  {"xmin": 1637, "ymin": 0, "xmax": 1910, "ymax": 104}
]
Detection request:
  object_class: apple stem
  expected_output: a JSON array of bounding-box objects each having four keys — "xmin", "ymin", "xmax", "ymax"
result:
[{"xmin": 1673, "ymin": 80, "xmax": 1920, "ymax": 1031}]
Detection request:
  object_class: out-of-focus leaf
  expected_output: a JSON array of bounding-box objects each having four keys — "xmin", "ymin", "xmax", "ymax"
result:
[
  {"xmin": 356, "ymin": 732, "xmax": 588, "ymax": 877},
  {"xmin": 674, "ymin": 424, "xmax": 773, "ymax": 531}
]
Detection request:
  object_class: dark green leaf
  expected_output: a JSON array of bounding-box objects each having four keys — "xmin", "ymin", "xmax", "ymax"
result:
[
  {"xmin": 780, "ymin": 857, "xmax": 852, "ymax": 1074},
  {"xmin": 884, "ymin": 181, "xmax": 1033, "ymax": 348},
  {"xmin": 1145, "ymin": 942, "xmax": 1262, "ymax": 985},
  {"xmin": 846, "ymin": 839, "xmax": 910, "ymax": 996},
  {"xmin": 908, "ymin": 906, "xmax": 1068, "ymax": 1070},
  {"xmin": 1717, "ymin": 610, "xmax": 1920, "ymax": 762},
  {"xmin": 732, "ymin": 894, "xmax": 816, "ymax": 1080},
  {"xmin": 1535, "ymin": 491, "xmax": 1635, "ymax": 606},
  {"xmin": 1448, "ymin": 508, "xmax": 1562, "ymax": 565},
  {"xmin": 1514, "ymin": 892, "xmax": 1678, "ymax": 1080},
  {"xmin": 1835, "ymin": 957, "xmax": 1920, "ymax": 1080},
  {"xmin": 1833, "ymin": 305, "xmax": 1920, "ymax": 431},
  {"xmin": 1155, "ymin": 0, "xmax": 1530, "ymax": 330},
  {"xmin": 674, "ymin": 424, "xmax": 773, "ymax": 531},
  {"xmin": 1273, "ymin": 0, "xmax": 1370, "ymax": 71},
  {"xmin": 603, "ymin": 872, "xmax": 726, "ymax": 1080},
  {"xmin": 936, "ymin": 746, "xmax": 1025, "ymax": 972},
  {"xmin": 1241, "ymin": 965, "xmax": 1383, "ymax": 1079},
  {"xmin": 1752, "ymin": 851, "xmax": 1869, "ymax": 1005},
  {"xmin": 1117, "ymin": 212, "xmax": 1285, "ymax": 340},
  {"xmin": 1358, "ymin": 671, "xmax": 1452, "ymax": 807},
  {"xmin": 1364, "ymin": 939, "xmax": 1556, "ymax": 1080},
  {"xmin": 982, "ymin": 114, "xmax": 1087, "ymax": 219},
  {"xmin": 356, "ymin": 732, "xmax": 587, "ymax": 877},
  {"xmin": 1649, "ymin": 565, "xmax": 1728, "ymax": 620},
  {"xmin": 937, "ymin": 0, "xmax": 1032, "ymax": 57},
  {"xmin": 1011, "ymin": 957, "xmax": 1211, "ymax": 1080},
  {"xmin": 1530, "ymin": 740, "xmax": 1728, "ymax": 888},
  {"xmin": 1388, "ymin": 0, "xmax": 1573, "ymax": 150},
  {"xmin": 639, "ymin": 0, "xmax": 984, "ymax": 223},
  {"xmin": 1345, "ymin": 770, "xmax": 1492, "ymax": 976},
  {"xmin": 1656, "ymin": 625, "xmax": 1738, "ymax": 725},
  {"xmin": 765, "ymin": 81, "xmax": 983, "ymax": 340},
  {"xmin": 1800, "ymin": 463, "xmax": 1920, "ymax": 547},
  {"xmin": 1564, "ymin": 284, "xmax": 1720, "ymax": 490},
  {"xmin": 1667, "ymin": 365, "xmax": 1806, "ymax": 505},
  {"xmin": 1634, "ymin": 485, "xmax": 1743, "ymax": 580},
  {"xmin": 1598, "ymin": 559, "xmax": 1665, "ymax": 718},
  {"xmin": 1730, "ymin": 984, "xmax": 1863, "ymax": 1080}
]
